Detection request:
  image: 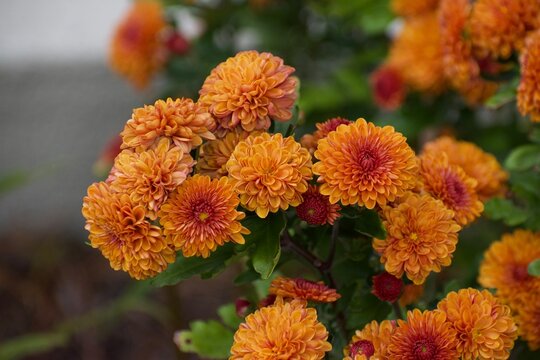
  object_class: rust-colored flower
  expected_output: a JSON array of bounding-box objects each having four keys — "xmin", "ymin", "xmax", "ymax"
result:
[
  {"xmin": 109, "ymin": 138, "xmax": 195, "ymax": 219},
  {"xmin": 373, "ymin": 193, "xmax": 460, "ymax": 285},
  {"xmin": 269, "ymin": 277, "xmax": 341, "ymax": 303},
  {"xmin": 295, "ymin": 185, "xmax": 341, "ymax": 225},
  {"xmin": 199, "ymin": 50, "xmax": 297, "ymax": 134},
  {"xmin": 343, "ymin": 320, "xmax": 396, "ymax": 360},
  {"xmin": 230, "ymin": 297, "xmax": 332, "ymax": 359},
  {"xmin": 391, "ymin": 0, "xmax": 439, "ymax": 17},
  {"xmin": 197, "ymin": 129, "xmax": 261, "ymax": 178},
  {"xmin": 372, "ymin": 272, "xmax": 403, "ymax": 303},
  {"xmin": 388, "ymin": 13, "xmax": 446, "ymax": 94},
  {"xmin": 313, "ymin": 118, "xmax": 417, "ymax": 209},
  {"xmin": 437, "ymin": 288, "xmax": 518, "ymax": 360},
  {"xmin": 399, "ymin": 284, "xmax": 424, "ymax": 307},
  {"xmin": 418, "ymin": 153, "xmax": 483, "ymax": 226},
  {"xmin": 226, "ymin": 133, "xmax": 312, "ymax": 218},
  {"xmin": 422, "ymin": 136, "xmax": 507, "ymax": 200},
  {"xmin": 121, "ymin": 98, "xmax": 216, "ymax": 152},
  {"xmin": 370, "ymin": 64, "xmax": 406, "ymax": 111},
  {"xmin": 514, "ymin": 301, "xmax": 540, "ymax": 351},
  {"xmin": 470, "ymin": 0, "xmax": 540, "ymax": 60},
  {"xmin": 518, "ymin": 30, "xmax": 540, "ymax": 122},
  {"xmin": 82, "ymin": 182, "xmax": 175, "ymax": 280},
  {"xmin": 387, "ymin": 309, "xmax": 459, "ymax": 360},
  {"xmin": 109, "ymin": 1, "xmax": 167, "ymax": 89},
  {"xmin": 300, "ymin": 118, "xmax": 352, "ymax": 155},
  {"xmin": 478, "ymin": 229, "xmax": 540, "ymax": 308},
  {"xmin": 158, "ymin": 175, "xmax": 249, "ymax": 258}
]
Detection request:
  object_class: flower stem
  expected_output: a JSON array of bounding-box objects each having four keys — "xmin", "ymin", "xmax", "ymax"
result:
[{"xmin": 392, "ymin": 301, "xmax": 404, "ymax": 320}]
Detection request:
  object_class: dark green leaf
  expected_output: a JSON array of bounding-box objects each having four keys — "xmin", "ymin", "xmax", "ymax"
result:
[
  {"xmin": 175, "ymin": 320, "xmax": 233, "ymax": 359},
  {"xmin": 483, "ymin": 198, "xmax": 528, "ymax": 226},
  {"xmin": 529, "ymin": 127, "xmax": 540, "ymax": 144},
  {"xmin": 354, "ymin": 209, "xmax": 387, "ymax": 239},
  {"xmin": 528, "ymin": 259, "xmax": 540, "ymax": 277},
  {"xmin": 218, "ymin": 303, "xmax": 242, "ymax": 329},
  {"xmin": 342, "ymin": 236, "xmax": 372, "ymax": 262},
  {"xmin": 233, "ymin": 265, "xmax": 260, "ymax": 285},
  {"xmin": 485, "ymin": 77, "xmax": 519, "ymax": 109},
  {"xmin": 346, "ymin": 281, "xmax": 392, "ymax": 330},
  {"xmin": 505, "ymin": 144, "xmax": 540, "ymax": 171}
]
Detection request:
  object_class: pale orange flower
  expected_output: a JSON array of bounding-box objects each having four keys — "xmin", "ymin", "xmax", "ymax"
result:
[
  {"xmin": 199, "ymin": 50, "xmax": 297, "ymax": 135},
  {"xmin": 343, "ymin": 320, "xmax": 396, "ymax": 360},
  {"xmin": 158, "ymin": 175, "xmax": 249, "ymax": 258},
  {"xmin": 82, "ymin": 182, "xmax": 175, "ymax": 280},
  {"xmin": 109, "ymin": 1, "xmax": 167, "ymax": 89},
  {"xmin": 391, "ymin": 0, "xmax": 439, "ymax": 17},
  {"xmin": 373, "ymin": 193, "xmax": 460, "ymax": 285},
  {"xmin": 295, "ymin": 185, "xmax": 340, "ymax": 225},
  {"xmin": 230, "ymin": 297, "xmax": 332, "ymax": 359},
  {"xmin": 269, "ymin": 277, "xmax": 341, "ymax": 303},
  {"xmin": 121, "ymin": 98, "xmax": 215, "ymax": 152},
  {"xmin": 226, "ymin": 132, "xmax": 312, "ymax": 218},
  {"xmin": 518, "ymin": 30, "xmax": 540, "ymax": 122},
  {"xmin": 313, "ymin": 118, "xmax": 417, "ymax": 209}
]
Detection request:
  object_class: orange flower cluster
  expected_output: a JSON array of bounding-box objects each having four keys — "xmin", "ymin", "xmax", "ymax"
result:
[
  {"xmin": 518, "ymin": 30, "xmax": 540, "ymax": 122},
  {"xmin": 269, "ymin": 277, "xmax": 341, "ymax": 303},
  {"xmin": 391, "ymin": 0, "xmax": 439, "ymax": 18},
  {"xmin": 479, "ymin": 229, "xmax": 540, "ymax": 350},
  {"xmin": 343, "ymin": 320, "xmax": 396, "ymax": 360}
]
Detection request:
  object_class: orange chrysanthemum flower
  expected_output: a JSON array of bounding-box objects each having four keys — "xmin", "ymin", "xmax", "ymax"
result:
[
  {"xmin": 199, "ymin": 50, "xmax": 297, "ymax": 134},
  {"xmin": 387, "ymin": 309, "xmax": 459, "ymax": 360},
  {"xmin": 514, "ymin": 302, "xmax": 540, "ymax": 351},
  {"xmin": 437, "ymin": 288, "xmax": 518, "ymax": 360},
  {"xmin": 226, "ymin": 133, "xmax": 312, "ymax": 218},
  {"xmin": 478, "ymin": 229, "xmax": 540, "ymax": 307},
  {"xmin": 370, "ymin": 64, "xmax": 406, "ymax": 111},
  {"xmin": 295, "ymin": 185, "xmax": 341, "ymax": 225},
  {"xmin": 269, "ymin": 277, "xmax": 341, "ymax": 303},
  {"xmin": 470, "ymin": 0, "xmax": 540, "ymax": 60},
  {"xmin": 82, "ymin": 182, "xmax": 175, "ymax": 280},
  {"xmin": 230, "ymin": 297, "xmax": 332, "ymax": 359},
  {"xmin": 373, "ymin": 193, "xmax": 460, "ymax": 285},
  {"xmin": 422, "ymin": 136, "xmax": 507, "ymax": 200},
  {"xmin": 197, "ymin": 129, "xmax": 261, "ymax": 178},
  {"xmin": 518, "ymin": 30, "xmax": 540, "ymax": 122},
  {"xmin": 391, "ymin": 0, "xmax": 439, "ymax": 18},
  {"xmin": 300, "ymin": 117, "xmax": 351, "ymax": 155},
  {"xmin": 313, "ymin": 118, "xmax": 417, "ymax": 209},
  {"xmin": 158, "ymin": 175, "xmax": 249, "ymax": 258},
  {"xmin": 418, "ymin": 153, "xmax": 483, "ymax": 226},
  {"xmin": 121, "ymin": 98, "xmax": 216, "ymax": 152},
  {"xmin": 343, "ymin": 320, "xmax": 396, "ymax": 360},
  {"xmin": 399, "ymin": 284, "xmax": 424, "ymax": 307},
  {"xmin": 109, "ymin": 1, "xmax": 167, "ymax": 89},
  {"xmin": 109, "ymin": 138, "xmax": 195, "ymax": 219},
  {"xmin": 388, "ymin": 13, "xmax": 446, "ymax": 93}
]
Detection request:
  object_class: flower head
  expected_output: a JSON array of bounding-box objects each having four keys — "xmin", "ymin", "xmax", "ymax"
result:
[
  {"xmin": 373, "ymin": 193, "xmax": 460, "ymax": 284},
  {"xmin": 269, "ymin": 277, "xmax": 341, "ymax": 303},
  {"xmin": 199, "ymin": 50, "xmax": 297, "ymax": 134},
  {"xmin": 343, "ymin": 320, "xmax": 396, "ymax": 360},
  {"xmin": 226, "ymin": 132, "xmax": 312, "ymax": 218},
  {"xmin": 230, "ymin": 297, "xmax": 332, "ymax": 359},
  {"xmin": 422, "ymin": 136, "xmax": 507, "ymax": 200},
  {"xmin": 109, "ymin": 1, "xmax": 167, "ymax": 89},
  {"xmin": 158, "ymin": 175, "xmax": 249, "ymax": 258},
  {"xmin": 295, "ymin": 185, "xmax": 341, "ymax": 225},
  {"xmin": 437, "ymin": 288, "xmax": 518, "ymax": 360},
  {"xmin": 82, "ymin": 182, "xmax": 175, "ymax": 280},
  {"xmin": 419, "ymin": 153, "xmax": 483, "ymax": 226},
  {"xmin": 372, "ymin": 272, "xmax": 403, "ymax": 303},
  {"xmin": 518, "ymin": 30, "xmax": 540, "ymax": 122},
  {"xmin": 370, "ymin": 64, "xmax": 406, "ymax": 110},
  {"xmin": 313, "ymin": 118, "xmax": 417, "ymax": 209},
  {"xmin": 514, "ymin": 302, "xmax": 540, "ymax": 351},
  {"xmin": 109, "ymin": 138, "xmax": 195, "ymax": 219},
  {"xmin": 121, "ymin": 98, "xmax": 216, "ymax": 152},
  {"xmin": 391, "ymin": 0, "xmax": 439, "ymax": 17},
  {"xmin": 300, "ymin": 117, "xmax": 352, "ymax": 155},
  {"xmin": 399, "ymin": 284, "xmax": 424, "ymax": 307},
  {"xmin": 387, "ymin": 309, "xmax": 459, "ymax": 360}
]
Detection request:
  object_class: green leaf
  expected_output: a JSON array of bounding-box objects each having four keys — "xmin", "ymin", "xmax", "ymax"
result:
[
  {"xmin": 346, "ymin": 281, "xmax": 392, "ymax": 330},
  {"xmin": 233, "ymin": 265, "xmax": 261, "ymax": 285},
  {"xmin": 505, "ymin": 144, "xmax": 540, "ymax": 171},
  {"xmin": 483, "ymin": 198, "xmax": 529, "ymax": 226},
  {"xmin": 151, "ymin": 244, "xmax": 235, "ymax": 287},
  {"xmin": 217, "ymin": 303, "xmax": 242, "ymax": 329},
  {"xmin": 342, "ymin": 236, "xmax": 372, "ymax": 262},
  {"xmin": 529, "ymin": 127, "xmax": 540, "ymax": 144},
  {"xmin": 175, "ymin": 320, "xmax": 233, "ymax": 359},
  {"xmin": 528, "ymin": 259, "xmax": 540, "ymax": 277},
  {"xmin": 485, "ymin": 77, "xmax": 519, "ymax": 109},
  {"xmin": 244, "ymin": 213, "xmax": 287, "ymax": 279},
  {"xmin": 342, "ymin": 206, "xmax": 386, "ymax": 239}
]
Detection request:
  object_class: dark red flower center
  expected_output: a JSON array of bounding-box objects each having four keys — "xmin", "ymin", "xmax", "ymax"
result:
[
  {"xmin": 444, "ymin": 171, "xmax": 469, "ymax": 208},
  {"xmin": 296, "ymin": 193, "xmax": 328, "ymax": 225},
  {"xmin": 350, "ymin": 340, "xmax": 375, "ymax": 358},
  {"xmin": 372, "ymin": 272, "xmax": 403, "ymax": 303},
  {"xmin": 370, "ymin": 66, "xmax": 405, "ymax": 111},
  {"xmin": 412, "ymin": 339, "xmax": 437, "ymax": 360}
]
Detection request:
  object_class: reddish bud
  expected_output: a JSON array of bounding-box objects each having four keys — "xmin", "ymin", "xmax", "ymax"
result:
[
  {"xmin": 165, "ymin": 31, "xmax": 190, "ymax": 55},
  {"xmin": 350, "ymin": 340, "xmax": 375, "ymax": 358},
  {"xmin": 235, "ymin": 298, "xmax": 250, "ymax": 317},
  {"xmin": 258, "ymin": 294, "xmax": 276, "ymax": 308},
  {"xmin": 370, "ymin": 65, "xmax": 406, "ymax": 111},
  {"xmin": 372, "ymin": 272, "xmax": 403, "ymax": 303}
]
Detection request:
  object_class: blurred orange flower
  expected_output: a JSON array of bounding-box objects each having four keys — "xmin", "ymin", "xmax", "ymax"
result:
[
  {"xmin": 391, "ymin": 0, "xmax": 439, "ymax": 17},
  {"xmin": 399, "ymin": 284, "xmax": 424, "ymax": 307},
  {"xmin": 514, "ymin": 302, "xmax": 540, "ymax": 351},
  {"xmin": 518, "ymin": 30, "xmax": 540, "ymax": 122},
  {"xmin": 269, "ymin": 277, "xmax": 341, "ymax": 303}
]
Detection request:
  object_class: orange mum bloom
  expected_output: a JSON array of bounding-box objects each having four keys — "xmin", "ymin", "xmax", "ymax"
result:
[
  {"xmin": 82, "ymin": 182, "xmax": 175, "ymax": 280},
  {"xmin": 300, "ymin": 117, "xmax": 351, "ymax": 154},
  {"xmin": 230, "ymin": 297, "xmax": 332, "ymax": 359},
  {"xmin": 478, "ymin": 229, "xmax": 540, "ymax": 308},
  {"xmin": 313, "ymin": 118, "xmax": 417, "ymax": 209},
  {"xmin": 343, "ymin": 320, "xmax": 396, "ymax": 360},
  {"xmin": 109, "ymin": 1, "xmax": 167, "ymax": 89},
  {"xmin": 437, "ymin": 288, "xmax": 518, "ymax": 360},
  {"xmin": 373, "ymin": 193, "xmax": 460, "ymax": 285},
  {"xmin": 199, "ymin": 50, "xmax": 297, "ymax": 135},
  {"xmin": 422, "ymin": 136, "xmax": 507, "ymax": 200},
  {"xmin": 370, "ymin": 64, "xmax": 406, "ymax": 111},
  {"xmin": 295, "ymin": 185, "xmax": 340, "ymax": 225},
  {"xmin": 518, "ymin": 30, "xmax": 540, "ymax": 122},
  {"xmin": 514, "ymin": 302, "xmax": 540, "ymax": 351},
  {"xmin": 197, "ymin": 129, "xmax": 261, "ymax": 178},
  {"xmin": 387, "ymin": 309, "xmax": 459, "ymax": 360},
  {"xmin": 121, "ymin": 98, "xmax": 215, "ymax": 152},
  {"xmin": 419, "ymin": 153, "xmax": 483, "ymax": 226},
  {"xmin": 109, "ymin": 139, "xmax": 195, "ymax": 219},
  {"xmin": 399, "ymin": 284, "xmax": 424, "ymax": 307},
  {"xmin": 470, "ymin": 0, "xmax": 540, "ymax": 60},
  {"xmin": 158, "ymin": 175, "xmax": 249, "ymax": 258},
  {"xmin": 391, "ymin": 0, "xmax": 439, "ymax": 17},
  {"xmin": 226, "ymin": 133, "xmax": 312, "ymax": 218},
  {"xmin": 388, "ymin": 13, "xmax": 446, "ymax": 94},
  {"xmin": 269, "ymin": 277, "xmax": 341, "ymax": 303}
]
